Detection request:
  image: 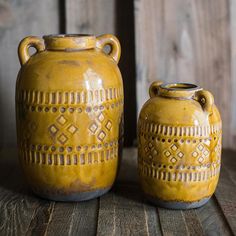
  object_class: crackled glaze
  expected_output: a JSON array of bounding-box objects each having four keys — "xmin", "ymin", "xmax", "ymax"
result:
[
  {"xmin": 16, "ymin": 34, "xmax": 123, "ymax": 201},
  {"xmin": 138, "ymin": 81, "xmax": 222, "ymax": 209}
]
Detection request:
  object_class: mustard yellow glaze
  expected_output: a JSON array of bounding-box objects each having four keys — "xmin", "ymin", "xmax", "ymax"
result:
[
  {"xmin": 16, "ymin": 34, "xmax": 123, "ymax": 200},
  {"xmin": 138, "ymin": 82, "xmax": 222, "ymax": 204}
]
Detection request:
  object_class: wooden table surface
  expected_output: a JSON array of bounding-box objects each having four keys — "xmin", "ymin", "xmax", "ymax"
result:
[{"xmin": 0, "ymin": 148, "xmax": 235, "ymax": 236}]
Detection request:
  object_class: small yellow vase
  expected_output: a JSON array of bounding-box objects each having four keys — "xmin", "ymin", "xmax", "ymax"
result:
[
  {"xmin": 16, "ymin": 34, "xmax": 123, "ymax": 201},
  {"xmin": 138, "ymin": 81, "xmax": 222, "ymax": 209}
]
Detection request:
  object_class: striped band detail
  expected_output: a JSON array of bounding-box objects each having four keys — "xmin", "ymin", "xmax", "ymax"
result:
[
  {"xmin": 138, "ymin": 119, "xmax": 221, "ymax": 137},
  {"xmin": 19, "ymin": 145, "xmax": 118, "ymax": 166},
  {"xmin": 17, "ymin": 87, "xmax": 123, "ymax": 105},
  {"xmin": 138, "ymin": 164, "xmax": 220, "ymax": 182}
]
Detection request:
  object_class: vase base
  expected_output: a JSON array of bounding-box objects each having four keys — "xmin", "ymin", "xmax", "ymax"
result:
[
  {"xmin": 146, "ymin": 195, "xmax": 211, "ymax": 210},
  {"xmin": 33, "ymin": 187, "xmax": 111, "ymax": 202}
]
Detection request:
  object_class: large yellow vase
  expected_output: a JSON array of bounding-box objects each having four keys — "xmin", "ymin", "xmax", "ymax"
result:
[
  {"xmin": 138, "ymin": 81, "xmax": 222, "ymax": 209},
  {"xmin": 16, "ymin": 34, "xmax": 123, "ymax": 201}
]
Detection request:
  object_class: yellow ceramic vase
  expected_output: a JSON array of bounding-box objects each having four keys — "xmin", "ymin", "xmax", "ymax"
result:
[
  {"xmin": 16, "ymin": 34, "xmax": 123, "ymax": 201},
  {"xmin": 138, "ymin": 81, "xmax": 222, "ymax": 209}
]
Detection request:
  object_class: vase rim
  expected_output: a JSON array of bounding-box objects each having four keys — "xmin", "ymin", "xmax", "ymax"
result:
[
  {"xmin": 43, "ymin": 34, "xmax": 96, "ymax": 51},
  {"xmin": 158, "ymin": 83, "xmax": 202, "ymax": 99},
  {"xmin": 160, "ymin": 83, "xmax": 201, "ymax": 91}
]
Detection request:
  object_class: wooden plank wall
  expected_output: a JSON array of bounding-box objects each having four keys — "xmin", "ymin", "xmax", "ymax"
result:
[
  {"xmin": 135, "ymin": 0, "xmax": 233, "ymax": 148},
  {"xmin": 0, "ymin": 0, "xmax": 236, "ymax": 148},
  {"xmin": 0, "ymin": 0, "xmax": 59, "ymax": 148}
]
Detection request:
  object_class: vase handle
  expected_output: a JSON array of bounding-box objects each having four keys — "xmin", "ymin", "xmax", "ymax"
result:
[
  {"xmin": 18, "ymin": 36, "xmax": 45, "ymax": 66},
  {"xmin": 96, "ymin": 34, "xmax": 121, "ymax": 63},
  {"xmin": 149, "ymin": 81, "xmax": 163, "ymax": 98},
  {"xmin": 195, "ymin": 90, "xmax": 214, "ymax": 114}
]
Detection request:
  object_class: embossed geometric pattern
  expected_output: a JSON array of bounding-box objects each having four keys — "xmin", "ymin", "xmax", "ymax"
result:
[
  {"xmin": 191, "ymin": 143, "xmax": 210, "ymax": 164},
  {"xmin": 49, "ymin": 124, "xmax": 58, "ymax": 135},
  {"xmin": 67, "ymin": 124, "xmax": 78, "ymax": 134},
  {"xmin": 164, "ymin": 143, "xmax": 181, "ymax": 164},
  {"xmin": 192, "ymin": 151, "xmax": 198, "ymax": 158},
  {"xmin": 89, "ymin": 123, "xmax": 98, "ymax": 134},
  {"xmin": 98, "ymin": 131, "xmax": 106, "ymax": 141},
  {"xmin": 48, "ymin": 114, "xmax": 79, "ymax": 145},
  {"xmin": 170, "ymin": 157, "xmax": 177, "ymax": 163},
  {"xmin": 144, "ymin": 141, "xmax": 158, "ymax": 160},
  {"xmin": 177, "ymin": 151, "xmax": 184, "ymax": 158},
  {"xmin": 88, "ymin": 112, "xmax": 113, "ymax": 142},
  {"xmin": 56, "ymin": 115, "xmax": 67, "ymax": 126},
  {"xmin": 97, "ymin": 113, "xmax": 105, "ymax": 122},
  {"xmin": 105, "ymin": 120, "xmax": 112, "ymax": 131},
  {"xmin": 57, "ymin": 133, "xmax": 68, "ymax": 144}
]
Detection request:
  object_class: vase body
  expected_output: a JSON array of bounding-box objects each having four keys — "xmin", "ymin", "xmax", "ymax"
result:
[
  {"xmin": 138, "ymin": 82, "xmax": 222, "ymax": 209},
  {"xmin": 16, "ymin": 34, "xmax": 123, "ymax": 201}
]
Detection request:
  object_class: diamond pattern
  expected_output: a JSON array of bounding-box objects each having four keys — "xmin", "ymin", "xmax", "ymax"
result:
[
  {"xmin": 198, "ymin": 156, "xmax": 204, "ymax": 163},
  {"xmin": 105, "ymin": 120, "xmax": 112, "ymax": 131},
  {"xmin": 203, "ymin": 150, "xmax": 209, "ymax": 156},
  {"xmin": 49, "ymin": 125, "xmax": 58, "ymax": 135},
  {"xmin": 170, "ymin": 157, "xmax": 177, "ymax": 163},
  {"xmin": 198, "ymin": 144, "xmax": 204, "ymax": 151},
  {"xmin": 97, "ymin": 113, "xmax": 105, "ymax": 122},
  {"xmin": 98, "ymin": 131, "xmax": 106, "ymax": 141},
  {"xmin": 148, "ymin": 142, "xmax": 153, "ymax": 148},
  {"xmin": 177, "ymin": 151, "xmax": 184, "ymax": 158},
  {"xmin": 67, "ymin": 124, "xmax": 78, "ymax": 134},
  {"xmin": 58, "ymin": 133, "xmax": 68, "ymax": 144},
  {"xmin": 57, "ymin": 115, "xmax": 67, "ymax": 126},
  {"xmin": 192, "ymin": 151, "xmax": 198, "ymax": 158},
  {"xmin": 164, "ymin": 150, "xmax": 171, "ymax": 157},
  {"xmin": 89, "ymin": 123, "xmax": 98, "ymax": 134},
  {"xmin": 171, "ymin": 144, "xmax": 178, "ymax": 151}
]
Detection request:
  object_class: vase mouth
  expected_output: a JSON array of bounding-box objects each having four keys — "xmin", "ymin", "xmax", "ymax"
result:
[
  {"xmin": 159, "ymin": 83, "xmax": 202, "ymax": 98},
  {"xmin": 43, "ymin": 34, "xmax": 96, "ymax": 51},
  {"xmin": 160, "ymin": 83, "xmax": 200, "ymax": 91}
]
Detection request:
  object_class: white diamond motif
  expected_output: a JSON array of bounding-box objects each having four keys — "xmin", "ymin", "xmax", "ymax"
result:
[
  {"xmin": 192, "ymin": 151, "xmax": 198, "ymax": 158},
  {"xmin": 49, "ymin": 125, "xmax": 58, "ymax": 135},
  {"xmin": 198, "ymin": 144, "xmax": 204, "ymax": 151},
  {"xmin": 89, "ymin": 123, "xmax": 98, "ymax": 134},
  {"xmin": 58, "ymin": 133, "xmax": 68, "ymax": 144},
  {"xmin": 105, "ymin": 120, "xmax": 112, "ymax": 131},
  {"xmin": 171, "ymin": 144, "xmax": 178, "ymax": 151},
  {"xmin": 98, "ymin": 130, "xmax": 106, "ymax": 141},
  {"xmin": 97, "ymin": 113, "xmax": 105, "ymax": 122},
  {"xmin": 198, "ymin": 156, "xmax": 204, "ymax": 163},
  {"xmin": 57, "ymin": 115, "xmax": 67, "ymax": 126},
  {"xmin": 177, "ymin": 151, "xmax": 184, "ymax": 158},
  {"xmin": 67, "ymin": 125, "xmax": 78, "ymax": 134},
  {"xmin": 164, "ymin": 151, "xmax": 171, "ymax": 157},
  {"xmin": 170, "ymin": 157, "xmax": 177, "ymax": 163}
]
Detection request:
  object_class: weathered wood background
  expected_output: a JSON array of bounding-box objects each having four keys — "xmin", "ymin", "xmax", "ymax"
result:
[{"xmin": 0, "ymin": 0, "xmax": 235, "ymax": 148}]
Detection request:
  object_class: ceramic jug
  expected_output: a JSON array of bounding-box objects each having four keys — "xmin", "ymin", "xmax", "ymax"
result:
[
  {"xmin": 138, "ymin": 81, "xmax": 222, "ymax": 209},
  {"xmin": 16, "ymin": 34, "xmax": 123, "ymax": 201}
]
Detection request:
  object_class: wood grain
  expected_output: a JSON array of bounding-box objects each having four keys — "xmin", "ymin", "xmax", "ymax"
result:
[
  {"xmin": 134, "ymin": 0, "xmax": 232, "ymax": 148},
  {"xmin": 97, "ymin": 184, "xmax": 150, "ymax": 236},
  {"xmin": 45, "ymin": 200, "xmax": 98, "ymax": 236},
  {"xmin": 195, "ymin": 198, "xmax": 232, "ymax": 236},
  {"xmin": 0, "ymin": 149, "xmax": 41, "ymax": 236},
  {"xmin": 66, "ymin": 0, "xmax": 115, "ymax": 34},
  {"xmin": 214, "ymin": 150, "xmax": 236, "ymax": 234},
  {"xmin": 158, "ymin": 209, "xmax": 189, "ymax": 235},
  {"xmin": 0, "ymin": 0, "xmax": 59, "ymax": 148}
]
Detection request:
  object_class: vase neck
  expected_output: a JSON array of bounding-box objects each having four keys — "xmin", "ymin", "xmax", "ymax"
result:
[
  {"xmin": 158, "ymin": 83, "xmax": 202, "ymax": 99},
  {"xmin": 43, "ymin": 34, "xmax": 96, "ymax": 51}
]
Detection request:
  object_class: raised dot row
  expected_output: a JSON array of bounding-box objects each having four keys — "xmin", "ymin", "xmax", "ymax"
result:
[
  {"xmin": 139, "ymin": 134, "xmax": 216, "ymax": 143},
  {"xmin": 20, "ymin": 141, "xmax": 119, "ymax": 153},
  {"xmin": 22, "ymin": 101, "xmax": 123, "ymax": 113}
]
